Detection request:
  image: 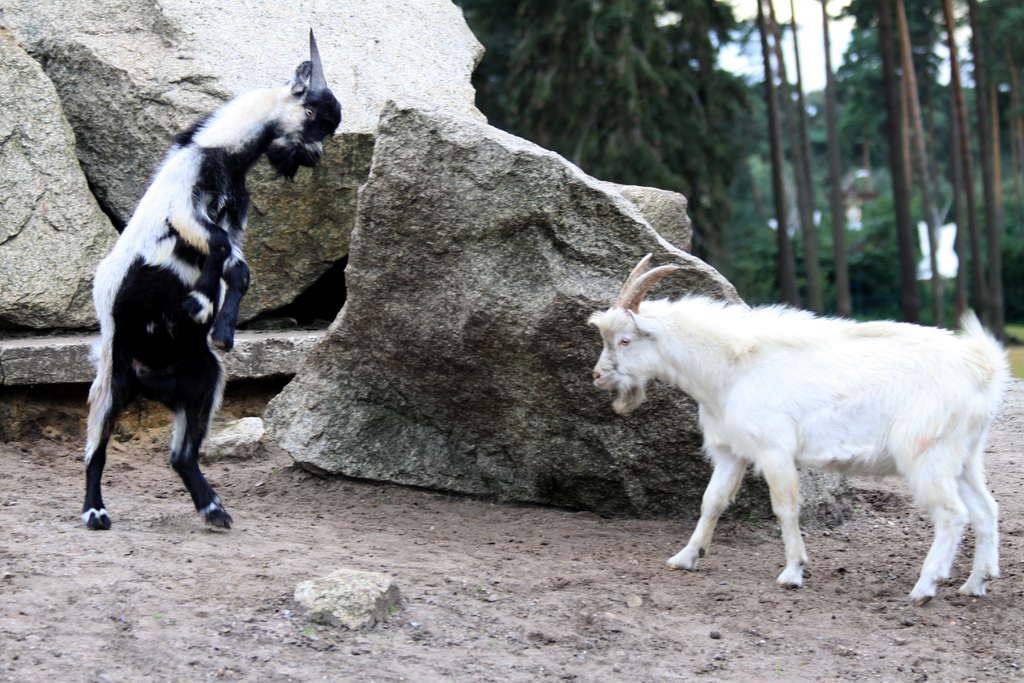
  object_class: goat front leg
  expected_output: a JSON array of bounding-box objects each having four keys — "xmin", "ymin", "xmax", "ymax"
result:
[
  {"xmin": 210, "ymin": 255, "xmax": 250, "ymax": 350},
  {"xmin": 761, "ymin": 455, "xmax": 808, "ymax": 588},
  {"xmin": 668, "ymin": 448, "xmax": 746, "ymax": 571},
  {"xmin": 183, "ymin": 226, "xmax": 231, "ymax": 326}
]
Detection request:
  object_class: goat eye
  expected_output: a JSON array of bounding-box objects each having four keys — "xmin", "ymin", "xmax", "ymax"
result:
[
  {"xmin": 305, "ymin": 108, "xmax": 315, "ymax": 119},
  {"xmin": 618, "ymin": 337, "xmax": 631, "ymax": 346}
]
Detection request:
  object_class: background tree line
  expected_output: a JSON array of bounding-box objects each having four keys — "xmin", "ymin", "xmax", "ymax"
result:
[{"xmin": 454, "ymin": 0, "xmax": 1024, "ymax": 338}]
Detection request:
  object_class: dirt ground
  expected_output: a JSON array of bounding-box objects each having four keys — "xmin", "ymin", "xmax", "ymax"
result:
[{"xmin": 1, "ymin": 381, "xmax": 1022, "ymax": 682}]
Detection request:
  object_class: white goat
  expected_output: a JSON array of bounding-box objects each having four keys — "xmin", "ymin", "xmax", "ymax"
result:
[{"xmin": 589, "ymin": 254, "xmax": 1008, "ymax": 605}]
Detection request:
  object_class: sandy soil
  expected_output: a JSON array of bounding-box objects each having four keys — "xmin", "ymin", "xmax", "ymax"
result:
[{"xmin": 1, "ymin": 381, "xmax": 1022, "ymax": 682}]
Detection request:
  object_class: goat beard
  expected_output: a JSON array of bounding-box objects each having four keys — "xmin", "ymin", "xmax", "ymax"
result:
[
  {"xmin": 265, "ymin": 138, "xmax": 322, "ymax": 179},
  {"xmin": 612, "ymin": 383, "xmax": 647, "ymax": 415}
]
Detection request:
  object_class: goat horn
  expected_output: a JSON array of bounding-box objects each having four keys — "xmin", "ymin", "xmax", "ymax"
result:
[
  {"xmin": 614, "ymin": 254, "xmax": 681, "ymax": 312},
  {"xmin": 309, "ymin": 29, "xmax": 328, "ymax": 91},
  {"xmin": 613, "ymin": 253, "xmax": 654, "ymax": 309}
]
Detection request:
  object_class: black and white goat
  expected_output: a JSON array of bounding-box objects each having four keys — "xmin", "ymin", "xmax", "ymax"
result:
[
  {"xmin": 590, "ymin": 255, "xmax": 1008, "ymax": 605},
  {"xmin": 82, "ymin": 31, "xmax": 342, "ymax": 530}
]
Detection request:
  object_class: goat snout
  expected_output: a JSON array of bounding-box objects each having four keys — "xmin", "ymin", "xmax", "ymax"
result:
[{"xmin": 593, "ymin": 368, "xmax": 610, "ymax": 389}]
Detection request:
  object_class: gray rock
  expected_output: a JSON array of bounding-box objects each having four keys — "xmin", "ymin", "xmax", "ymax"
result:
[
  {"xmin": 0, "ymin": 329, "xmax": 324, "ymax": 387},
  {"xmin": 294, "ymin": 569, "xmax": 401, "ymax": 630},
  {"xmin": 0, "ymin": 0, "xmax": 483, "ymax": 319},
  {"xmin": 239, "ymin": 135, "xmax": 374, "ymax": 321},
  {"xmin": 602, "ymin": 182, "xmax": 692, "ymax": 252},
  {"xmin": 0, "ymin": 334, "xmax": 96, "ymax": 386},
  {"xmin": 265, "ymin": 100, "xmax": 846, "ymax": 522},
  {"xmin": 0, "ymin": 27, "xmax": 117, "ymax": 328},
  {"xmin": 200, "ymin": 417, "xmax": 265, "ymax": 461},
  {"xmin": 0, "ymin": 330, "xmax": 324, "ymax": 441},
  {"xmin": 221, "ymin": 330, "xmax": 326, "ymax": 381}
]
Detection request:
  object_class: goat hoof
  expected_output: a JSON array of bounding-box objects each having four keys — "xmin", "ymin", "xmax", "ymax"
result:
[
  {"xmin": 184, "ymin": 291, "xmax": 214, "ymax": 324},
  {"xmin": 82, "ymin": 508, "xmax": 111, "ymax": 530},
  {"xmin": 205, "ymin": 508, "xmax": 233, "ymax": 529},
  {"xmin": 776, "ymin": 566, "xmax": 804, "ymax": 588},
  {"xmin": 667, "ymin": 547, "xmax": 701, "ymax": 571},
  {"xmin": 958, "ymin": 584, "xmax": 985, "ymax": 598},
  {"xmin": 909, "ymin": 584, "xmax": 935, "ymax": 606},
  {"xmin": 958, "ymin": 574, "xmax": 990, "ymax": 597},
  {"xmin": 210, "ymin": 331, "xmax": 234, "ymax": 351}
]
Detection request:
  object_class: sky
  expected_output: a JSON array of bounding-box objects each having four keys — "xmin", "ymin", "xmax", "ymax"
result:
[{"xmin": 719, "ymin": 0, "xmax": 856, "ymax": 92}]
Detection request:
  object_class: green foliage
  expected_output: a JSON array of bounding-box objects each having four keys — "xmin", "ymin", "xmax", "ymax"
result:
[
  {"xmin": 724, "ymin": 152, "xmax": 780, "ymax": 305},
  {"xmin": 846, "ymin": 196, "xmax": 907, "ymax": 320},
  {"xmin": 1007, "ymin": 347, "xmax": 1024, "ymax": 380},
  {"xmin": 835, "ymin": 28, "xmax": 890, "ymax": 168},
  {"xmin": 456, "ymin": 0, "xmax": 1024, "ymax": 321},
  {"xmin": 978, "ymin": 0, "xmax": 1024, "ymax": 116},
  {"xmin": 456, "ymin": 0, "xmax": 519, "ymax": 124},
  {"xmin": 455, "ymin": 0, "xmax": 749, "ymax": 251},
  {"xmin": 1002, "ymin": 238, "xmax": 1024, "ymax": 323}
]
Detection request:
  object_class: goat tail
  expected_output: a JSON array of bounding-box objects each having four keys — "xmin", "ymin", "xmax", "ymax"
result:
[
  {"xmin": 84, "ymin": 335, "xmax": 114, "ymax": 463},
  {"xmin": 958, "ymin": 311, "xmax": 1011, "ymax": 406}
]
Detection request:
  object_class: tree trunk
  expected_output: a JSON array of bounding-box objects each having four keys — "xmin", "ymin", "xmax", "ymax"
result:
[
  {"xmin": 1010, "ymin": 52, "xmax": 1024, "ymax": 236},
  {"xmin": 896, "ymin": 0, "xmax": 943, "ymax": 325},
  {"xmin": 925, "ymin": 74, "xmax": 942, "ymax": 218},
  {"xmin": 787, "ymin": 0, "xmax": 824, "ymax": 313},
  {"xmin": 876, "ymin": 0, "xmax": 919, "ymax": 323},
  {"xmin": 899, "ymin": 58, "xmax": 913, "ymax": 196},
  {"xmin": 943, "ymin": 0, "xmax": 987, "ymax": 324},
  {"xmin": 863, "ymin": 140, "xmax": 873, "ymax": 193},
  {"xmin": 757, "ymin": 0, "xmax": 799, "ymax": 306},
  {"xmin": 991, "ymin": 84, "xmax": 1003, "ymax": 240},
  {"xmin": 768, "ymin": 0, "xmax": 820, "ymax": 312},
  {"xmin": 967, "ymin": 0, "xmax": 1003, "ymax": 339},
  {"xmin": 821, "ymin": 0, "xmax": 850, "ymax": 317},
  {"xmin": 949, "ymin": 86, "xmax": 969, "ymax": 320},
  {"xmin": 747, "ymin": 157, "xmax": 769, "ymax": 230}
]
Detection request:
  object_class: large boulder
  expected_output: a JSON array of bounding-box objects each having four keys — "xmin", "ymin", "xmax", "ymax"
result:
[
  {"xmin": 0, "ymin": 0, "xmax": 483, "ymax": 320},
  {"xmin": 0, "ymin": 27, "xmax": 117, "ymax": 328},
  {"xmin": 264, "ymin": 100, "xmax": 848, "ymax": 522},
  {"xmin": 601, "ymin": 182, "xmax": 692, "ymax": 253}
]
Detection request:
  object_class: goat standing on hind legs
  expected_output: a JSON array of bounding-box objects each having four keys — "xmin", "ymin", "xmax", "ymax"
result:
[
  {"xmin": 82, "ymin": 31, "xmax": 342, "ymax": 531},
  {"xmin": 590, "ymin": 254, "xmax": 1008, "ymax": 605}
]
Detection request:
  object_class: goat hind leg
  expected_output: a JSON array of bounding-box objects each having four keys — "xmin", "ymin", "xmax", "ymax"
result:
[
  {"xmin": 82, "ymin": 365, "xmax": 132, "ymax": 530},
  {"xmin": 956, "ymin": 455, "xmax": 999, "ymax": 597},
  {"xmin": 83, "ymin": 444, "xmax": 112, "ymax": 530},
  {"xmin": 909, "ymin": 476, "xmax": 968, "ymax": 605},
  {"xmin": 668, "ymin": 450, "xmax": 746, "ymax": 571},
  {"xmin": 170, "ymin": 408, "xmax": 232, "ymax": 528},
  {"xmin": 168, "ymin": 354, "xmax": 231, "ymax": 527}
]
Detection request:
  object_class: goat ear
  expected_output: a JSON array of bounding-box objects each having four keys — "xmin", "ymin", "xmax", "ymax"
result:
[
  {"xmin": 624, "ymin": 310, "xmax": 642, "ymax": 332},
  {"xmin": 626, "ymin": 310, "xmax": 656, "ymax": 337},
  {"xmin": 288, "ymin": 61, "xmax": 313, "ymax": 97}
]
